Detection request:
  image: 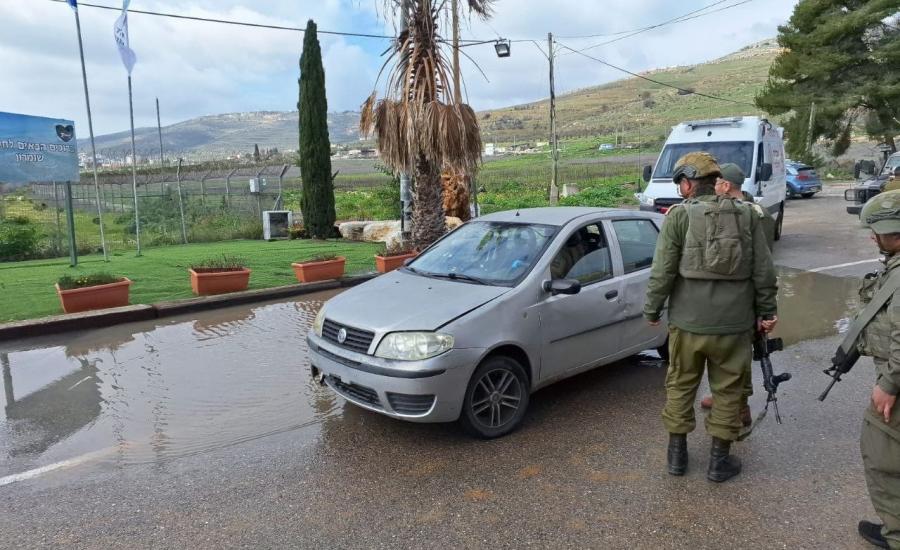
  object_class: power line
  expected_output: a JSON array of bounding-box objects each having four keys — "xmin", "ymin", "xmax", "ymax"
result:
[
  {"xmin": 559, "ymin": 0, "xmax": 755, "ymax": 56},
  {"xmin": 555, "ymin": 0, "xmax": 735, "ymax": 40},
  {"xmin": 556, "ymin": 42, "xmax": 757, "ymax": 107},
  {"xmin": 48, "ymin": 0, "xmax": 396, "ymax": 39}
]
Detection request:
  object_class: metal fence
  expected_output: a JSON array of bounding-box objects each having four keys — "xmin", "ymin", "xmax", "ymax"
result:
[{"xmin": 0, "ymin": 152, "xmax": 652, "ymax": 262}]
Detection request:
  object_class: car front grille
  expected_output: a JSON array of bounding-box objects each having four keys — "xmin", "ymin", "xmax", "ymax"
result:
[
  {"xmin": 322, "ymin": 319, "xmax": 375, "ymax": 354},
  {"xmin": 326, "ymin": 375, "xmax": 382, "ymax": 409},
  {"xmin": 387, "ymin": 392, "xmax": 435, "ymax": 415}
]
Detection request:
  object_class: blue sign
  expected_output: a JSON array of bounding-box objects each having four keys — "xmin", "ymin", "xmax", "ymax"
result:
[{"xmin": 0, "ymin": 112, "xmax": 80, "ymax": 183}]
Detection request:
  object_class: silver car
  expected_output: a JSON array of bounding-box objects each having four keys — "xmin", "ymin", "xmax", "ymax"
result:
[{"xmin": 307, "ymin": 207, "xmax": 668, "ymax": 438}]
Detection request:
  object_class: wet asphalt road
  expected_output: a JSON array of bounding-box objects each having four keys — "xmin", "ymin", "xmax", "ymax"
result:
[{"xmin": 0, "ymin": 188, "xmax": 887, "ymax": 549}]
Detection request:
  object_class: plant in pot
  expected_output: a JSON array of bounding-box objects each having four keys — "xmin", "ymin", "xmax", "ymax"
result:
[
  {"xmin": 189, "ymin": 255, "xmax": 251, "ymax": 295},
  {"xmin": 292, "ymin": 253, "xmax": 345, "ymax": 283},
  {"xmin": 374, "ymin": 241, "xmax": 417, "ymax": 273},
  {"xmin": 56, "ymin": 272, "xmax": 132, "ymax": 314}
]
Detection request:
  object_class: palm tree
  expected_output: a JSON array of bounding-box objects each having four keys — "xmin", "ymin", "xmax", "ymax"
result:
[{"xmin": 361, "ymin": 0, "xmax": 484, "ymax": 249}]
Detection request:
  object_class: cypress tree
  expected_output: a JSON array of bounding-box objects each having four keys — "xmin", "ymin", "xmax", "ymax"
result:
[{"xmin": 298, "ymin": 19, "xmax": 336, "ymax": 238}]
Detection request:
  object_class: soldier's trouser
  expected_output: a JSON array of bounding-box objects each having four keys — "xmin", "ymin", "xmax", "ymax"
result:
[
  {"xmin": 740, "ymin": 356, "xmax": 753, "ymax": 406},
  {"xmin": 861, "ymin": 402, "xmax": 900, "ymax": 550},
  {"xmin": 662, "ymin": 327, "xmax": 751, "ymax": 441}
]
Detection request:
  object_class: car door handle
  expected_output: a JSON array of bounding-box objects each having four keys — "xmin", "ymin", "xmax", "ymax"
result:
[{"xmin": 605, "ymin": 290, "xmax": 618, "ymax": 300}]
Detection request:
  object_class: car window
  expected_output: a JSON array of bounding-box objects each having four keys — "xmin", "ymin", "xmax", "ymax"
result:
[
  {"xmin": 409, "ymin": 221, "xmax": 556, "ymax": 286},
  {"xmin": 612, "ymin": 219, "xmax": 659, "ymax": 274},
  {"xmin": 551, "ymin": 223, "xmax": 612, "ymax": 285}
]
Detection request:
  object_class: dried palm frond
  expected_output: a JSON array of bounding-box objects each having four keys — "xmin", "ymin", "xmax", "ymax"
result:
[{"xmin": 465, "ymin": 0, "xmax": 495, "ymax": 19}]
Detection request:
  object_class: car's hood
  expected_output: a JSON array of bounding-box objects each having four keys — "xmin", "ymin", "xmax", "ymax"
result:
[{"xmin": 322, "ymin": 270, "xmax": 510, "ymax": 334}]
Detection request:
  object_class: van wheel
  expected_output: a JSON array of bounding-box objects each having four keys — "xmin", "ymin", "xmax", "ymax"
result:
[
  {"xmin": 459, "ymin": 356, "xmax": 530, "ymax": 439},
  {"xmin": 774, "ymin": 202, "xmax": 784, "ymax": 241}
]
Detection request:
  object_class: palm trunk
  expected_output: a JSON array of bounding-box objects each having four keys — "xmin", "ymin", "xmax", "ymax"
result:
[{"xmin": 412, "ymin": 154, "xmax": 446, "ymax": 249}]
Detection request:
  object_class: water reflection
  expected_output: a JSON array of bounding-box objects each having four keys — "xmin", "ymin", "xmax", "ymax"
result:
[
  {"xmin": 773, "ymin": 268, "xmax": 860, "ymax": 345},
  {"xmin": 0, "ymin": 289, "xmax": 343, "ymax": 477}
]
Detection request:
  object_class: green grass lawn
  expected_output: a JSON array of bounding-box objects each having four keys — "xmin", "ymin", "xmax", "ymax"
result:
[{"xmin": 0, "ymin": 239, "xmax": 381, "ymax": 323}]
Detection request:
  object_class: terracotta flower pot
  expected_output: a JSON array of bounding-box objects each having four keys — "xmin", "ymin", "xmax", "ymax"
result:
[
  {"xmin": 189, "ymin": 268, "xmax": 251, "ymax": 295},
  {"xmin": 56, "ymin": 277, "xmax": 132, "ymax": 314},
  {"xmin": 375, "ymin": 252, "xmax": 417, "ymax": 273},
  {"xmin": 292, "ymin": 257, "xmax": 346, "ymax": 283}
]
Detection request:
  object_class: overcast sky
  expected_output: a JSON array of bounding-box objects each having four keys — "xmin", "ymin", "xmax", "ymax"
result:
[{"xmin": 0, "ymin": 0, "xmax": 798, "ymax": 136}]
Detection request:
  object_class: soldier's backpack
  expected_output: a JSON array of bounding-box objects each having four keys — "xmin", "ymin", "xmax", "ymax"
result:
[{"xmin": 679, "ymin": 196, "xmax": 753, "ymax": 281}]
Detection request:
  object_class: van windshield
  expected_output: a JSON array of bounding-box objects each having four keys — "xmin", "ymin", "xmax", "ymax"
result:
[{"xmin": 654, "ymin": 141, "xmax": 755, "ymax": 180}]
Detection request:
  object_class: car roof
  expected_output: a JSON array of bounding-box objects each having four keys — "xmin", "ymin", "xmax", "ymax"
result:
[{"xmin": 476, "ymin": 207, "xmax": 661, "ymax": 226}]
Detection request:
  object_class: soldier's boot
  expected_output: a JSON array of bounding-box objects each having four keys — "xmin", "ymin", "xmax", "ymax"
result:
[
  {"xmin": 707, "ymin": 437, "xmax": 742, "ymax": 483},
  {"xmin": 857, "ymin": 520, "xmax": 889, "ymax": 549},
  {"xmin": 667, "ymin": 433, "xmax": 688, "ymax": 476},
  {"xmin": 700, "ymin": 395, "xmax": 752, "ymax": 427}
]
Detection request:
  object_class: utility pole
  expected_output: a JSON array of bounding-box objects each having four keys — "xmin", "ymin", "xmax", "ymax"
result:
[
  {"xmin": 806, "ymin": 101, "xmax": 817, "ymax": 155},
  {"xmin": 156, "ymin": 97, "xmax": 164, "ymax": 166},
  {"xmin": 548, "ymin": 32, "xmax": 559, "ymax": 205}
]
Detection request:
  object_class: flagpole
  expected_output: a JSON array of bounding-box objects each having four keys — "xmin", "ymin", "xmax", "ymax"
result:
[
  {"xmin": 128, "ymin": 74, "xmax": 141, "ymax": 256},
  {"xmin": 72, "ymin": 4, "xmax": 108, "ymax": 260}
]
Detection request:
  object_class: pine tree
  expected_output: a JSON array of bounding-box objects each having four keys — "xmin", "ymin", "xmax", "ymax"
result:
[
  {"xmin": 756, "ymin": 1, "xmax": 899, "ymax": 161},
  {"xmin": 298, "ymin": 19, "xmax": 336, "ymax": 239},
  {"xmin": 253, "ymin": 143, "xmax": 261, "ymax": 163}
]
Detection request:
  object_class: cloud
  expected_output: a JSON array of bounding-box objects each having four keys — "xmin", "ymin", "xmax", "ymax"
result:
[{"xmin": 0, "ymin": 0, "xmax": 798, "ymax": 136}]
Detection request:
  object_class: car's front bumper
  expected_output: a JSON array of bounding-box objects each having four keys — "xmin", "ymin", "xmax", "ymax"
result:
[{"xmin": 306, "ymin": 332, "xmax": 483, "ymax": 423}]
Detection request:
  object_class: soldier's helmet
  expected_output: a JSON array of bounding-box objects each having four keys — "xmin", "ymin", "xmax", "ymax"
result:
[
  {"xmin": 672, "ymin": 152, "xmax": 722, "ymax": 183},
  {"xmin": 861, "ymin": 189, "xmax": 900, "ymax": 234},
  {"xmin": 719, "ymin": 163, "xmax": 746, "ymax": 186}
]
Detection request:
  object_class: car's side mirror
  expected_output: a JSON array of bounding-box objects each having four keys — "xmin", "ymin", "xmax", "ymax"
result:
[
  {"xmin": 642, "ymin": 164, "xmax": 653, "ymax": 183},
  {"xmin": 759, "ymin": 163, "xmax": 773, "ymax": 182},
  {"xmin": 543, "ymin": 279, "xmax": 581, "ymax": 296}
]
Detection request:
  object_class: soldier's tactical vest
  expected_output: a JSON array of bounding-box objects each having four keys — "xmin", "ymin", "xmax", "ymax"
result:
[{"xmin": 678, "ymin": 196, "xmax": 753, "ymax": 281}]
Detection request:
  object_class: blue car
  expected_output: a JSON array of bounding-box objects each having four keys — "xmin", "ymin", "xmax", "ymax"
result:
[{"xmin": 785, "ymin": 161, "xmax": 822, "ymax": 198}]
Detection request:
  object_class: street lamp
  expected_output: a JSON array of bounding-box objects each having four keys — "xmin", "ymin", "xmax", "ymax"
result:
[{"xmin": 494, "ymin": 39, "xmax": 511, "ymax": 58}]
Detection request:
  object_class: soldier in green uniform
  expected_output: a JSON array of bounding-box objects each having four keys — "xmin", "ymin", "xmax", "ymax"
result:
[
  {"xmin": 698, "ymin": 162, "xmax": 776, "ymax": 425},
  {"xmin": 849, "ymin": 191, "xmax": 900, "ymax": 549},
  {"xmin": 644, "ymin": 152, "xmax": 778, "ymax": 482}
]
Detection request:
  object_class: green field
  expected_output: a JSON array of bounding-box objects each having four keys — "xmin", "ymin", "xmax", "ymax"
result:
[{"xmin": 0, "ymin": 239, "xmax": 380, "ymax": 323}]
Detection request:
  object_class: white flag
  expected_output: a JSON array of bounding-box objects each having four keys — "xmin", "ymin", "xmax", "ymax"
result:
[{"xmin": 113, "ymin": 0, "xmax": 136, "ymax": 74}]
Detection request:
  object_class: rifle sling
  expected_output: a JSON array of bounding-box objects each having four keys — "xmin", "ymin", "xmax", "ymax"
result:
[{"xmin": 839, "ymin": 265, "xmax": 900, "ymax": 356}]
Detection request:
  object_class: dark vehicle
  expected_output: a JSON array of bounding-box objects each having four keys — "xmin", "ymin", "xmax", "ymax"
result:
[
  {"xmin": 846, "ymin": 152, "xmax": 900, "ymax": 215},
  {"xmin": 785, "ymin": 161, "xmax": 822, "ymax": 199}
]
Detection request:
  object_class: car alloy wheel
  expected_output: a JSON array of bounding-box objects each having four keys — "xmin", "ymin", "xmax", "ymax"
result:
[{"xmin": 459, "ymin": 356, "xmax": 530, "ymax": 438}]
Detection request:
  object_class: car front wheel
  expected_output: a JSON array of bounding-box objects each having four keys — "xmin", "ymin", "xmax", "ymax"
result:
[{"xmin": 459, "ymin": 356, "xmax": 530, "ymax": 439}]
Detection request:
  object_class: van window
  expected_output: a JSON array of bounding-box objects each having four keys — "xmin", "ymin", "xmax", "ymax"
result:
[{"xmin": 654, "ymin": 141, "xmax": 754, "ymax": 179}]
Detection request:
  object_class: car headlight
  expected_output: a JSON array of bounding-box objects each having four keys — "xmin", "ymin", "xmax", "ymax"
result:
[
  {"xmin": 375, "ymin": 332, "xmax": 454, "ymax": 361},
  {"xmin": 637, "ymin": 193, "xmax": 655, "ymax": 206},
  {"xmin": 313, "ymin": 307, "xmax": 326, "ymax": 337}
]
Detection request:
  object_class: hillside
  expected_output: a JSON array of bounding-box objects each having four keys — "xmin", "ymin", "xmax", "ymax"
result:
[
  {"xmin": 480, "ymin": 38, "xmax": 782, "ymax": 145},
  {"xmin": 79, "ymin": 111, "xmax": 361, "ymax": 157},
  {"xmin": 83, "ymin": 39, "xmax": 781, "ymax": 156}
]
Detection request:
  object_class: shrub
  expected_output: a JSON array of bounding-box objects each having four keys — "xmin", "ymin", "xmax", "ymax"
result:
[
  {"xmin": 308, "ymin": 253, "xmax": 339, "ymax": 262},
  {"xmin": 288, "ymin": 222, "xmax": 308, "ymax": 240},
  {"xmin": 376, "ymin": 241, "xmax": 414, "ymax": 257},
  {"xmin": 190, "ymin": 255, "xmax": 248, "ymax": 272},
  {"xmin": 57, "ymin": 272, "xmax": 121, "ymax": 290},
  {"xmin": 0, "ymin": 216, "xmax": 43, "ymax": 261}
]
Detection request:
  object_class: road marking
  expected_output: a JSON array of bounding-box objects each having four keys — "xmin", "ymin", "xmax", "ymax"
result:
[
  {"xmin": 808, "ymin": 259, "xmax": 881, "ymax": 273},
  {"xmin": 0, "ymin": 446, "xmax": 120, "ymax": 487}
]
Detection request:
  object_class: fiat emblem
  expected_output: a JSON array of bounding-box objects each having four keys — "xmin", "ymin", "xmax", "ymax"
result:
[{"xmin": 337, "ymin": 328, "xmax": 348, "ymax": 344}]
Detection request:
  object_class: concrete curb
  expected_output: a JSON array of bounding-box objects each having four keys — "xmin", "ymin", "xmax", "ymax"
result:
[{"xmin": 0, "ymin": 273, "xmax": 379, "ymax": 342}]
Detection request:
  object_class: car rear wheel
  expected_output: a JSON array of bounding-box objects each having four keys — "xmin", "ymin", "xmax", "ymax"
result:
[
  {"xmin": 459, "ymin": 356, "xmax": 530, "ymax": 439},
  {"xmin": 774, "ymin": 202, "xmax": 784, "ymax": 241}
]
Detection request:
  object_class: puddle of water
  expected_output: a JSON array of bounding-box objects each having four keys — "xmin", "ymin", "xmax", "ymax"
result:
[
  {"xmin": 773, "ymin": 267, "xmax": 861, "ymax": 346},
  {"xmin": 0, "ymin": 289, "xmax": 343, "ymax": 476},
  {"xmin": 0, "ymin": 268, "xmax": 867, "ymax": 478}
]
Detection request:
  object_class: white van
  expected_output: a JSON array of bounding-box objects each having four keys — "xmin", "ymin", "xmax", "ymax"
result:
[{"xmin": 637, "ymin": 116, "xmax": 787, "ymax": 241}]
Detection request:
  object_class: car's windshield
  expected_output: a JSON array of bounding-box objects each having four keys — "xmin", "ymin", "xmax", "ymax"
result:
[
  {"xmin": 883, "ymin": 154, "xmax": 900, "ymax": 175},
  {"xmin": 654, "ymin": 141, "xmax": 755, "ymax": 179},
  {"xmin": 408, "ymin": 221, "xmax": 557, "ymax": 286}
]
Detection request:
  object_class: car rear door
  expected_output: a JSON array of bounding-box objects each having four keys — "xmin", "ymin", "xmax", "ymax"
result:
[{"xmin": 534, "ymin": 221, "xmax": 626, "ymax": 383}]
